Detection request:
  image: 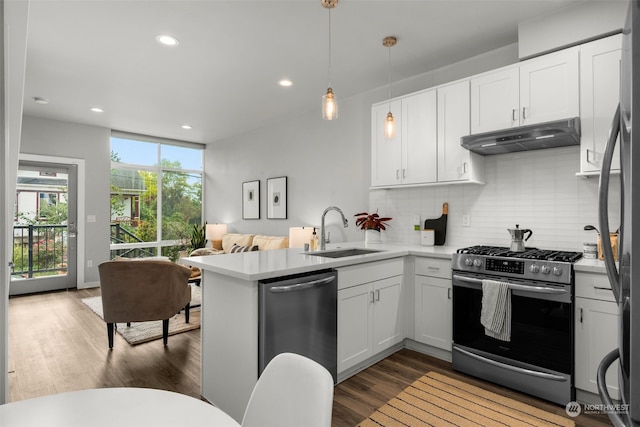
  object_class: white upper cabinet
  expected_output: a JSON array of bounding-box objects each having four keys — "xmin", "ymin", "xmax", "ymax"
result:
[
  {"xmin": 371, "ymin": 100, "xmax": 402, "ymax": 186},
  {"xmin": 470, "ymin": 67, "xmax": 519, "ymax": 134},
  {"xmin": 371, "ymin": 90, "xmax": 437, "ymax": 187},
  {"xmin": 470, "ymin": 46, "xmax": 580, "ymax": 134},
  {"xmin": 402, "ymin": 90, "xmax": 438, "ymax": 185},
  {"xmin": 579, "ymin": 34, "xmax": 621, "ymax": 174},
  {"xmin": 437, "ymin": 80, "xmax": 484, "ymax": 183}
]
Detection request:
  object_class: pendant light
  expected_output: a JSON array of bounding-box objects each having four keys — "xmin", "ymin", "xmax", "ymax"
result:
[
  {"xmin": 383, "ymin": 36, "xmax": 397, "ymax": 138},
  {"xmin": 322, "ymin": 0, "xmax": 338, "ymax": 120}
]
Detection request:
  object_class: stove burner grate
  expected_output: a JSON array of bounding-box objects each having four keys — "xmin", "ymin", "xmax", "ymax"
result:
[{"xmin": 457, "ymin": 245, "xmax": 583, "ymax": 263}]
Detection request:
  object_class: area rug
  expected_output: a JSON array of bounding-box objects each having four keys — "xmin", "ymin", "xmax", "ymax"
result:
[
  {"xmin": 357, "ymin": 371, "xmax": 575, "ymax": 427},
  {"xmin": 81, "ymin": 285, "xmax": 201, "ymax": 345}
]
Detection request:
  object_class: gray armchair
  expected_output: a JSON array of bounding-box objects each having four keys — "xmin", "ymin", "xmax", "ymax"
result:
[{"xmin": 97, "ymin": 260, "xmax": 192, "ymax": 348}]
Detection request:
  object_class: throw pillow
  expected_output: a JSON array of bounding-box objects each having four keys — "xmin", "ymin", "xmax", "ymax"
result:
[{"xmin": 230, "ymin": 244, "xmax": 259, "ymax": 253}]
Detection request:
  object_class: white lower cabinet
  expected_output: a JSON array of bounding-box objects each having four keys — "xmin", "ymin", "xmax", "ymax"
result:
[
  {"xmin": 574, "ymin": 271, "xmax": 620, "ymax": 400},
  {"xmin": 414, "ymin": 257, "xmax": 452, "ymax": 351},
  {"xmin": 337, "ymin": 259, "xmax": 404, "ymax": 373}
]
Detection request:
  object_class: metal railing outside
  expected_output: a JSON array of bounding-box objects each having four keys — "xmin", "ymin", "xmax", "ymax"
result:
[{"xmin": 12, "ymin": 225, "xmax": 68, "ymax": 278}]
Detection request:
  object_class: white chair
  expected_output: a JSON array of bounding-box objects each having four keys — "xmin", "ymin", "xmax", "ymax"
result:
[{"xmin": 241, "ymin": 352, "xmax": 334, "ymax": 427}]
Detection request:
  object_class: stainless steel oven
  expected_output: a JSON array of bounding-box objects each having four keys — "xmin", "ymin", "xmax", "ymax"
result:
[{"xmin": 451, "ymin": 246, "xmax": 582, "ymax": 406}]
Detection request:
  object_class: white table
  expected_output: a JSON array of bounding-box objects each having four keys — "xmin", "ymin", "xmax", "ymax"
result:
[{"xmin": 0, "ymin": 387, "xmax": 240, "ymax": 427}]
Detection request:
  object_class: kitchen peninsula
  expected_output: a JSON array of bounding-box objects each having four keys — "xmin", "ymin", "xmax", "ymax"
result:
[
  {"xmin": 182, "ymin": 244, "xmax": 451, "ymax": 422},
  {"xmin": 183, "ymin": 244, "xmax": 609, "ymax": 422}
]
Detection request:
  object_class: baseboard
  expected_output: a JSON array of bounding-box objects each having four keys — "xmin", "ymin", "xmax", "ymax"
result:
[
  {"xmin": 404, "ymin": 339, "xmax": 452, "ymax": 363},
  {"xmin": 337, "ymin": 340, "xmax": 452, "ymax": 384},
  {"xmin": 78, "ymin": 281, "xmax": 100, "ymax": 289}
]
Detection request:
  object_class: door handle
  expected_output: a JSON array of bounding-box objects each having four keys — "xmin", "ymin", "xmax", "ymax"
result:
[
  {"xmin": 370, "ymin": 291, "xmax": 375, "ymax": 304},
  {"xmin": 512, "ymin": 108, "xmax": 518, "ymax": 122},
  {"xmin": 375, "ymin": 289, "xmax": 380, "ymax": 301},
  {"xmin": 522, "ymin": 106, "xmax": 528, "ymax": 119},
  {"xmin": 268, "ymin": 276, "xmax": 335, "ymax": 293}
]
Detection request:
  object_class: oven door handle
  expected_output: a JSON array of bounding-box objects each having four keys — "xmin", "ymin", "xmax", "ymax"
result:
[
  {"xmin": 452, "ymin": 275, "xmax": 568, "ymax": 295},
  {"xmin": 455, "ymin": 347, "xmax": 568, "ymax": 382}
]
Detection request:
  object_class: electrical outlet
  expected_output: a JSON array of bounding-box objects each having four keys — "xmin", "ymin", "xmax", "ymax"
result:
[
  {"xmin": 462, "ymin": 214, "xmax": 471, "ymax": 227},
  {"xmin": 87, "ymin": 260, "xmax": 93, "ymax": 268},
  {"xmin": 87, "ymin": 215, "xmax": 96, "ymax": 223}
]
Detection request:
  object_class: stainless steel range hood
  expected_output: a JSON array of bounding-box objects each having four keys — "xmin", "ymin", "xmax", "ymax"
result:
[{"xmin": 460, "ymin": 117, "xmax": 580, "ymax": 155}]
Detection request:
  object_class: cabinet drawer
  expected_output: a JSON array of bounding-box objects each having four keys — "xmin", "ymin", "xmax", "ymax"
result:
[
  {"xmin": 575, "ymin": 271, "xmax": 615, "ymax": 302},
  {"xmin": 415, "ymin": 257, "xmax": 452, "ymax": 279},
  {"xmin": 337, "ymin": 258, "xmax": 404, "ymax": 290}
]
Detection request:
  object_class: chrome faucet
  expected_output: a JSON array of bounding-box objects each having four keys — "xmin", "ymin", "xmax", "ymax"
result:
[{"xmin": 320, "ymin": 206, "xmax": 349, "ymax": 250}]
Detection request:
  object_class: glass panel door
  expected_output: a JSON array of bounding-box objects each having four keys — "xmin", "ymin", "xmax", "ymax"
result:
[{"xmin": 10, "ymin": 161, "xmax": 77, "ymax": 295}]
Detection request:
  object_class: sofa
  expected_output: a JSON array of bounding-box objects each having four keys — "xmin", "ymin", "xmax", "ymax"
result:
[{"xmin": 187, "ymin": 233, "xmax": 289, "ymax": 282}]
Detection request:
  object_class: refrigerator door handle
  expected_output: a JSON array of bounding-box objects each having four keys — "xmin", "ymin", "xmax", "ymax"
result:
[
  {"xmin": 598, "ymin": 103, "xmax": 622, "ymax": 303},
  {"xmin": 597, "ymin": 348, "xmax": 628, "ymax": 427}
]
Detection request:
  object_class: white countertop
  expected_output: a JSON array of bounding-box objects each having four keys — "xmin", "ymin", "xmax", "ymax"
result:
[
  {"xmin": 181, "ymin": 241, "xmax": 612, "ymax": 281},
  {"xmin": 181, "ymin": 242, "xmax": 457, "ymax": 281},
  {"xmin": 574, "ymin": 257, "xmax": 610, "ymax": 274}
]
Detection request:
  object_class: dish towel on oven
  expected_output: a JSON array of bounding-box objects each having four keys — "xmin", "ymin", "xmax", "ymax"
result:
[{"xmin": 480, "ymin": 279, "xmax": 512, "ymax": 341}]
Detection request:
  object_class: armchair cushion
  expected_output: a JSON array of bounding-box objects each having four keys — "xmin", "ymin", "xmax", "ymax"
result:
[{"xmin": 98, "ymin": 260, "xmax": 191, "ymax": 324}]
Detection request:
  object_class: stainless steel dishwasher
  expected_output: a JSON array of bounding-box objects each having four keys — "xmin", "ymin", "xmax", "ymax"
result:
[{"xmin": 258, "ymin": 269, "xmax": 337, "ymax": 383}]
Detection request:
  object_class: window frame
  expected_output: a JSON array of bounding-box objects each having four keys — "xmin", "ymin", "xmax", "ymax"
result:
[{"xmin": 109, "ymin": 133, "xmax": 205, "ymax": 258}]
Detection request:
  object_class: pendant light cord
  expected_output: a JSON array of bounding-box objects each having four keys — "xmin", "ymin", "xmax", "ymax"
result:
[
  {"xmin": 328, "ymin": 7, "xmax": 332, "ymax": 87},
  {"xmin": 387, "ymin": 43, "xmax": 392, "ymax": 111}
]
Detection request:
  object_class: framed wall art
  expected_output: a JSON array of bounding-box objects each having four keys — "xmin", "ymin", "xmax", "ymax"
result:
[
  {"xmin": 267, "ymin": 176, "xmax": 287, "ymax": 219},
  {"xmin": 242, "ymin": 180, "xmax": 260, "ymax": 219}
]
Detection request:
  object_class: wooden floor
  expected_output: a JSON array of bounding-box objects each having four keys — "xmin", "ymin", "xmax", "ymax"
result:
[{"xmin": 8, "ymin": 288, "xmax": 612, "ymax": 426}]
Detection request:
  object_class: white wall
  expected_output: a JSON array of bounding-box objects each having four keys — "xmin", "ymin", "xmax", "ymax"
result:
[
  {"xmin": 519, "ymin": 0, "xmax": 628, "ymax": 59},
  {"xmin": 2, "ymin": 0, "xmax": 30, "ymax": 404},
  {"xmin": 20, "ymin": 116, "xmax": 111, "ymax": 285},
  {"xmin": 370, "ymin": 146, "xmax": 620, "ymax": 251},
  {"xmin": 205, "ymin": 45, "xmax": 520, "ymax": 242}
]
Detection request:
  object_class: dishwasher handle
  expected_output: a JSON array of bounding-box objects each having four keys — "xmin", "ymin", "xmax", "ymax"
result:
[{"xmin": 268, "ymin": 276, "xmax": 335, "ymax": 293}]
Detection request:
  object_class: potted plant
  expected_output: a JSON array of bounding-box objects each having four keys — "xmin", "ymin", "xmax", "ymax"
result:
[
  {"xmin": 188, "ymin": 223, "xmax": 207, "ymax": 253},
  {"xmin": 354, "ymin": 211, "xmax": 392, "ymax": 244}
]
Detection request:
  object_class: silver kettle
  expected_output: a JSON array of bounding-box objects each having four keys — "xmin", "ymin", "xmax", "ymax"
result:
[{"xmin": 507, "ymin": 224, "xmax": 532, "ymax": 252}]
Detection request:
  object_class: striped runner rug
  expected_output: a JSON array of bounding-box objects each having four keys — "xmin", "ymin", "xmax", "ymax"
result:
[{"xmin": 357, "ymin": 371, "xmax": 575, "ymax": 427}]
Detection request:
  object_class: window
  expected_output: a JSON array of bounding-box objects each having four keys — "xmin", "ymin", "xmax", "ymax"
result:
[{"xmin": 110, "ymin": 134, "xmax": 203, "ymax": 261}]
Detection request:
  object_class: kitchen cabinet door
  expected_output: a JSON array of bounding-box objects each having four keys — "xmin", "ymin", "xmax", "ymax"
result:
[
  {"xmin": 519, "ymin": 46, "xmax": 579, "ymax": 126},
  {"xmin": 574, "ymin": 296, "xmax": 620, "ymax": 399},
  {"xmin": 371, "ymin": 100, "xmax": 402, "ymax": 186},
  {"xmin": 470, "ymin": 66, "xmax": 519, "ymax": 134},
  {"xmin": 579, "ymin": 34, "xmax": 621, "ymax": 174},
  {"xmin": 438, "ymin": 80, "xmax": 483, "ymax": 183},
  {"xmin": 337, "ymin": 283, "xmax": 373, "ymax": 372},
  {"xmin": 415, "ymin": 275, "xmax": 452, "ymax": 351},
  {"xmin": 372, "ymin": 275, "xmax": 404, "ymax": 354},
  {"xmin": 402, "ymin": 90, "xmax": 437, "ymax": 184}
]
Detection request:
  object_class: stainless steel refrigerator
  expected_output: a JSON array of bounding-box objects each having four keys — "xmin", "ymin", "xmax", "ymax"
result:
[{"xmin": 597, "ymin": 1, "xmax": 640, "ymax": 425}]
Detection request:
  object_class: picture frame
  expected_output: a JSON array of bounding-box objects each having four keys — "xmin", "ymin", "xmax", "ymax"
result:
[
  {"xmin": 242, "ymin": 180, "xmax": 260, "ymax": 220},
  {"xmin": 267, "ymin": 176, "xmax": 287, "ymax": 219}
]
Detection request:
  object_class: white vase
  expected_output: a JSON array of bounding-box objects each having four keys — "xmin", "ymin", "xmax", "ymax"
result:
[{"xmin": 365, "ymin": 229, "xmax": 381, "ymax": 244}]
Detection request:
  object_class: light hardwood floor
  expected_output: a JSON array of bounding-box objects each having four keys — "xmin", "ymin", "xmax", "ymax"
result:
[{"xmin": 8, "ymin": 288, "xmax": 611, "ymax": 426}]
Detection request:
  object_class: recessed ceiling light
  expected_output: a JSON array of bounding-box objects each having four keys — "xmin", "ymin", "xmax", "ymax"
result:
[
  {"xmin": 155, "ymin": 34, "xmax": 179, "ymax": 46},
  {"xmin": 33, "ymin": 97, "xmax": 49, "ymax": 105},
  {"xmin": 181, "ymin": 125, "xmax": 192, "ymax": 130},
  {"xmin": 90, "ymin": 107, "xmax": 104, "ymax": 113},
  {"xmin": 279, "ymin": 79, "xmax": 293, "ymax": 87}
]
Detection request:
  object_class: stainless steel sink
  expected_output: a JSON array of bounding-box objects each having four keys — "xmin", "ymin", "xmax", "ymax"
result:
[{"xmin": 304, "ymin": 248, "xmax": 383, "ymax": 258}]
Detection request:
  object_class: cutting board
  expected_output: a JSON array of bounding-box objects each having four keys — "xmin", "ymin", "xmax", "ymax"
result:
[{"xmin": 424, "ymin": 202, "xmax": 448, "ymax": 246}]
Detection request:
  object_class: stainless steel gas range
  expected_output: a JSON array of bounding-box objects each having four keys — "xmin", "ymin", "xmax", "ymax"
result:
[{"xmin": 451, "ymin": 245, "xmax": 582, "ymax": 406}]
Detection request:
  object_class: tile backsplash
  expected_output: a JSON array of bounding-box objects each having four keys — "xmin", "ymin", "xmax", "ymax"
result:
[{"xmin": 369, "ymin": 146, "xmax": 621, "ymax": 251}]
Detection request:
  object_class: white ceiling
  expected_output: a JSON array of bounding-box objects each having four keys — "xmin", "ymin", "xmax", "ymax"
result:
[{"xmin": 23, "ymin": 0, "xmax": 584, "ymax": 144}]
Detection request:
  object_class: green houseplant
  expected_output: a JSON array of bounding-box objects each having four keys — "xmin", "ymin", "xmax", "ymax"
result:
[{"xmin": 188, "ymin": 223, "xmax": 207, "ymax": 252}]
